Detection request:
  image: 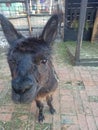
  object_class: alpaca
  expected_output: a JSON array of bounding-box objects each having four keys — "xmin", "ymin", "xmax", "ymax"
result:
[{"xmin": 0, "ymin": 14, "xmax": 58, "ymax": 122}]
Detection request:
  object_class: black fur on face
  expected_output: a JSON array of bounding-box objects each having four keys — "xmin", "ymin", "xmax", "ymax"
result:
[
  {"xmin": 7, "ymin": 37, "xmax": 51, "ymax": 103},
  {"xmin": 0, "ymin": 14, "xmax": 58, "ymax": 103}
]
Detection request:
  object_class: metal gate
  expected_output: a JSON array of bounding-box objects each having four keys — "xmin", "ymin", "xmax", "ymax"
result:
[{"xmin": 64, "ymin": 0, "xmax": 98, "ymax": 41}]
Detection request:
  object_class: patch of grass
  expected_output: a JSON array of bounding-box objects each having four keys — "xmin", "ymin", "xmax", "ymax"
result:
[
  {"xmin": 60, "ymin": 81, "xmax": 73, "ymax": 90},
  {"xmin": 12, "ymin": 112, "xmax": 33, "ymax": 130},
  {"xmin": 61, "ymin": 80, "xmax": 85, "ymax": 90},
  {"xmin": 61, "ymin": 115, "xmax": 75, "ymax": 125},
  {"xmin": 12, "ymin": 118, "xmax": 23, "ymax": 129},
  {"xmin": 62, "ymin": 84, "xmax": 73, "ymax": 90},
  {"xmin": 53, "ymin": 42, "xmax": 71, "ymax": 65},
  {"xmin": 14, "ymin": 104, "xmax": 31, "ymax": 113},
  {"xmin": 35, "ymin": 123, "xmax": 52, "ymax": 130},
  {"xmin": 4, "ymin": 121, "xmax": 13, "ymax": 130},
  {"xmin": 76, "ymin": 81, "xmax": 84, "ymax": 86},
  {"xmin": 0, "ymin": 114, "xmax": 33, "ymax": 130},
  {"xmin": 0, "ymin": 89, "xmax": 12, "ymax": 106},
  {"xmin": 88, "ymin": 96, "xmax": 98, "ymax": 102},
  {"xmin": 65, "ymin": 41, "xmax": 98, "ymax": 59},
  {"xmin": 0, "ymin": 121, "xmax": 5, "ymax": 130},
  {"xmin": 0, "ymin": 121, "xmax": 12, "ymax": 130},
  {"xmin": 65, "ymin": 81, "xmax": 72, "ymax": 85}
]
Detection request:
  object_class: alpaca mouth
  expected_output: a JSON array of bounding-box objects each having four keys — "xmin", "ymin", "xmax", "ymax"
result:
[{"xmin": 12, "ymin": 85, "xmax": 37, "ymax": 103}]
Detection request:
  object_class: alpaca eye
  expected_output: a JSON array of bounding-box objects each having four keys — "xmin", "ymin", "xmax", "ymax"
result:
[{"xmin": 41, "ymin": 59, "xmax": 47, "ymax": 64}]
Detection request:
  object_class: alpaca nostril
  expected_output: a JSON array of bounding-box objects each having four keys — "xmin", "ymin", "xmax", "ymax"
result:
[
  {"xmin": 22, "ymin": 85, "xmax": 32, "ymax": 93},
  {"xmin": 12, "ymin": 86, "xmax": 21, "ymax": 94},
  {"xmin": 12, "ymin": 85, "xmax": 32, "ymax": 94}
]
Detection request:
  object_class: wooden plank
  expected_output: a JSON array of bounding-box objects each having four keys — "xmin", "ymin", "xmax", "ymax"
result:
[
  {"xmin": 91, "ymin": 9, "xmax": 98, "ymax": 43},
  {"xmin": 76, "ymin": 60, "xmax": 98, "ymax": 66},
  {"xmin": 81, "ymin": 58, "xmax": 98, "ymax": 61}
]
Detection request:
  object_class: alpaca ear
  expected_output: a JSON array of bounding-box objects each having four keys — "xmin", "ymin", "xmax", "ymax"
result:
[
  {"xmin": 41, "ymin": 15, "xmax": 59, "ymax": 45},
  {"xmin": 0, "ymin": 14, "xmax": 23, "ymax": 46}
]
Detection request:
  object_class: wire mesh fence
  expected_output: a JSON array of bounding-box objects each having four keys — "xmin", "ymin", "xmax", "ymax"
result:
[
  {"xmin": 0, "ymin": 1, "xmax": 52, "ymax": 47},
  {"xmin": 0, "ymin": 3, "xmax": 51, "ymax": 28},
  {"xmin": 0, "ymin": 0, "xmax": 64, "ymax": 48}
]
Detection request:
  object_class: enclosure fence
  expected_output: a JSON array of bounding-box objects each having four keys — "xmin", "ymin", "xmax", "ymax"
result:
[{"xmin": 0, "ymin": 0, "xmax": 59, "ymax": 36}]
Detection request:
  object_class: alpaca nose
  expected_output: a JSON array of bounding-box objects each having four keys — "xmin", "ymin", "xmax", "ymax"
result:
[
  {"xmin": 12, "ymin": 77, "xmax": 33, "ymax": 94},
  {"xmin": 12, "ymin": 84, "xmax": 32, "ymax": 94}
]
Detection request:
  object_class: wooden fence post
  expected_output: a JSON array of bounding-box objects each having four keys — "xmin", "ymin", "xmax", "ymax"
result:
[
  {"xmin": 91, "ymin": 9, "xmax": 98, "ymax": 43},
  {"xmin": 25, "ymin": 0, "xmax": 32, "ymax": 36},
  {"xmin": 75, "ymin": 0, "xmax": 88, "ymax": 63},
  {"xmin": 63, "ymin": 0, "xmax": 68, "ymax": 41}
]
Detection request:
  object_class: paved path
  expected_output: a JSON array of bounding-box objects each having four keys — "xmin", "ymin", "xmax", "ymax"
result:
[
  {"xmin": 0, "ymin": 53, "xmax": 98, "ymax": 130},
  {"xmin": 54, "ymin": 65, "xmax": 98, "ymax": 130}
]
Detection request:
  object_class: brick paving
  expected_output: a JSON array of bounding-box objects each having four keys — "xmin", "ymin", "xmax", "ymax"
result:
[{"xmin": 0, "ymin": 54, "xmax": 98, "ymax": 130}]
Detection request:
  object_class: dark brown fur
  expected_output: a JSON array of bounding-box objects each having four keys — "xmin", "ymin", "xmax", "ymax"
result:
[{"xmin": 0, "ymin": 14, "xmax": 59, "ymax": 122}]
